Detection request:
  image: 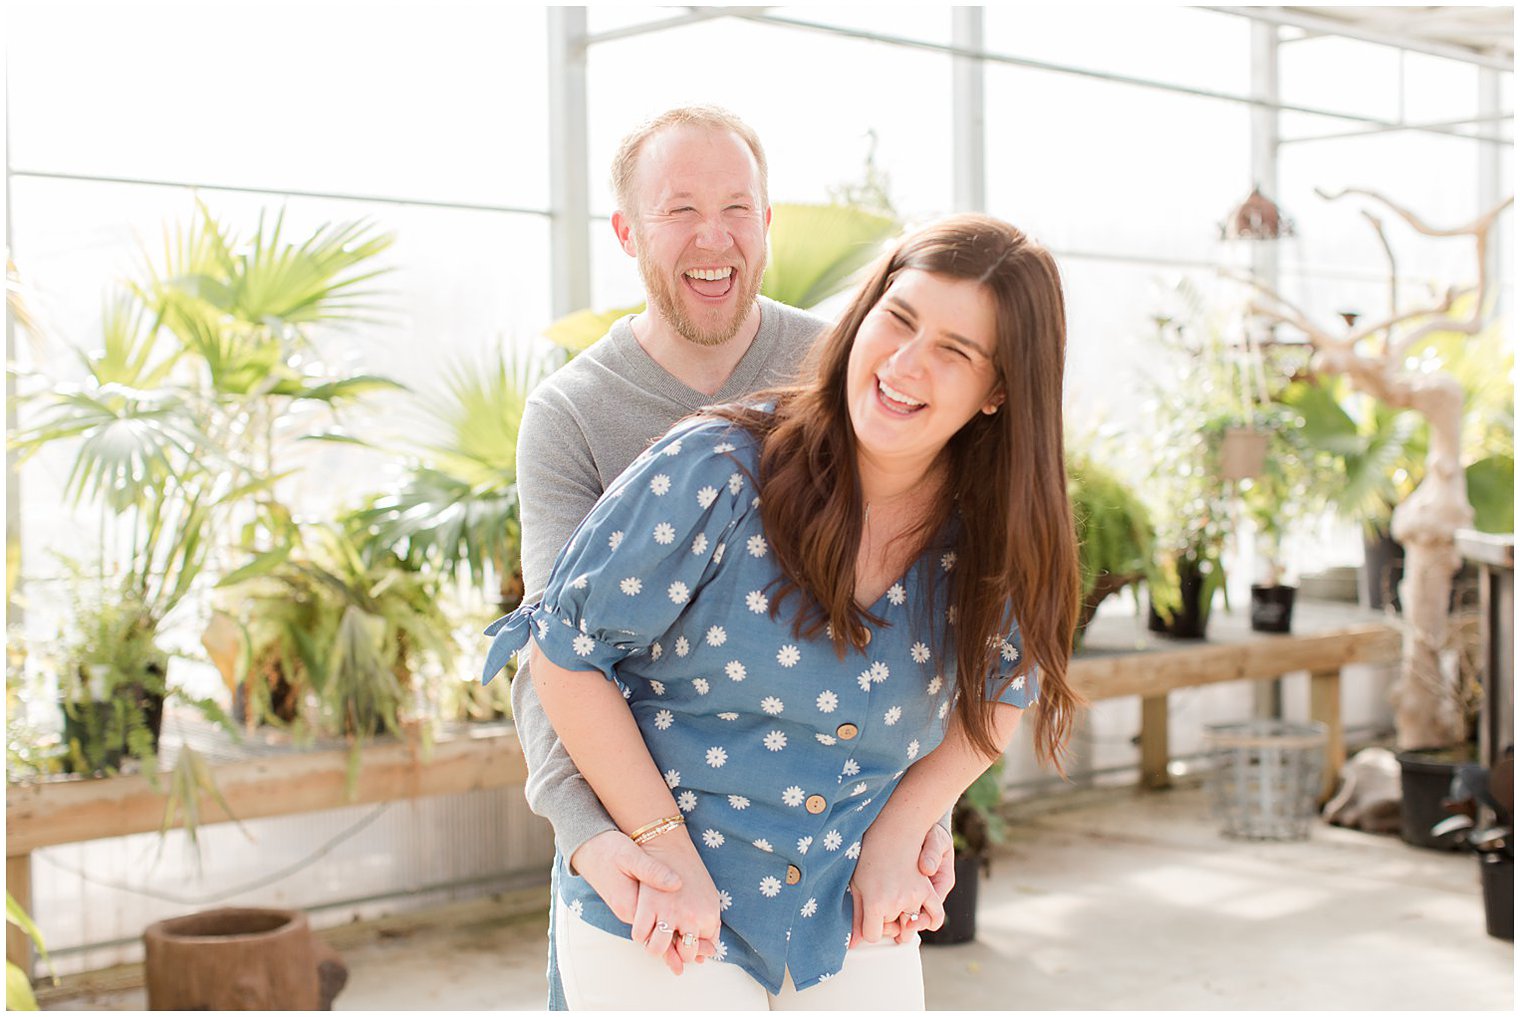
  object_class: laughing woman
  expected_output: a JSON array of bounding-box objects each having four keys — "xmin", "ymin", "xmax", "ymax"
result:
[{"xmin": 482, "ymin": 214, "xmax": 1082, "ymax": 1010}]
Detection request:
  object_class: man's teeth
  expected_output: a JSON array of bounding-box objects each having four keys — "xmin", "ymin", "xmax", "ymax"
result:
[
  {"xmin": 878, "ymin": 380, "xmax": 925, "ymax": 407},
  {"xmin": 685, "ymin": 267, "xmax": 733, "ymax": 281}
]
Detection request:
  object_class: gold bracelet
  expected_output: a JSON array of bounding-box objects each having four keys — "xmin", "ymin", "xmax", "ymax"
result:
[
  {"xmin": 628, "ymin": 814, "xmax": 683, "ymax": 841},
  {"xmin": 631, "ymin": 816, "xmax": 685, "ymax": 845}
]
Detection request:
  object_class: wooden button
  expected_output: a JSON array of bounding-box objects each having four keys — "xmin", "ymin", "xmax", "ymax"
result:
[
  {"xmin": 836, "ymin": 723, "xmax": 859, "ymax": 740},
  {"xmin": 862, "ymin": 629, "xmax": 872, "ymax": 645},
  {"xmin": 786, "ymin": 864, "xmax": 802, "ymax": 885},
  {"xmin": 805, "ymin": 794, "xmax": 827, "ymax": 814}
]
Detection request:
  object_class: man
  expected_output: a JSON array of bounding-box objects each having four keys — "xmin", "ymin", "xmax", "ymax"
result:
[{"xmin": 510, "ymin": 106, "xmax": 954, "ymax": 1008}]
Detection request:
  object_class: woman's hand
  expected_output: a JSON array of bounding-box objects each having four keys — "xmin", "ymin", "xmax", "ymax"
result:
[
  {"xmin": 850, "ymin": 824, "xmax": 945, "ymax": 947},
  {"xmin": 627, "ymin": 830, "xmax": 722, "ymax": 974}
]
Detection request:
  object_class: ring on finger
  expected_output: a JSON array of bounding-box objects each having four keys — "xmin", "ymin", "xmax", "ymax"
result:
[
  {"xmin": 656, "ymin": 921, "xmax": 672, "ymax": 932},
  {"xmin": 682, "ymin": 932, "xmax": 698, "ymax": 948}
]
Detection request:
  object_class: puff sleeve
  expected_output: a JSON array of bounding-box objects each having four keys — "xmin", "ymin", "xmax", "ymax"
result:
[
  {"xmin": 482, "ymin": 417, "xmax": 750, "ymax": 686},
  {"xmin": 985, "ymin": 612, "xmax": 1041, "ymax": 710}
]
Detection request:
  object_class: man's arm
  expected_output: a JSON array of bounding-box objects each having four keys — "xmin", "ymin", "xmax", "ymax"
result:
[{"xmin": 513, "ymin": 391, "xmax": 621, "ymax": 861}]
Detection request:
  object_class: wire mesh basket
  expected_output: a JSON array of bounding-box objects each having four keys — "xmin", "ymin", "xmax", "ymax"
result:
[{"xmin": 1204, "ymin": 720, "xmax": 1328, "ymax": 841}]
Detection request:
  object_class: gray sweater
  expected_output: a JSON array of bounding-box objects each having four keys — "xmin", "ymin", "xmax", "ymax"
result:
[{"xmin": 512, "ymin": 297, "xmax": 827, "ymax": 859}]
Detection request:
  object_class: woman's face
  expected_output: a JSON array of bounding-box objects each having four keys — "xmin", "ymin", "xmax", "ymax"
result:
[{"xmin": 845, "ymin": 269, "xmax": 1004, "ymax": 479}]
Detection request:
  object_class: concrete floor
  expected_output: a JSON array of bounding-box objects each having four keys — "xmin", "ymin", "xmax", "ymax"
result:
[{"xmin": 42, "ymin": 783, "xmax": 1513, "ymax": 1011}]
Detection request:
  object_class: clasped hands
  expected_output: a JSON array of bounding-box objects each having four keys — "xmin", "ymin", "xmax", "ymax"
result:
[{"xmin": 570, "ymin": 822, "xmax": 955, "ymax": 976}]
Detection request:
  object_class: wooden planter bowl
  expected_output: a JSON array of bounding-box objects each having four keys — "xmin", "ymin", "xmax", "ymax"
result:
[{"xmin": 143, "ymin": 906, "xmax": 345, "ymax": 1010}]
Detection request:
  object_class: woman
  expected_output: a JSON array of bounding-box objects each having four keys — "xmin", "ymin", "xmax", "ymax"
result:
[{"xmin": 482, "ymin": 214, "xmax": 1082, "ymax": 1008}]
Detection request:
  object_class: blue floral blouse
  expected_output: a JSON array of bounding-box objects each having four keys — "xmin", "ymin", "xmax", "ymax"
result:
[{"xmin": 482, "ymin": 413, "xmax": 1037, "ymax": 994}]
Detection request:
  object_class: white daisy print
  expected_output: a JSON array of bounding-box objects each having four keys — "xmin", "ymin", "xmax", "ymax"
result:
[
  {"xmin": 570, "ymin": 574, "xmax": 589, "ymax": 590},
  {"xmin": 816, "ymin": 690, "xmax": 838, "ymax": 713},
  {"xmin": 718, "ymin": 712, "xmax": 740, "ymax": 721},
  {"xmin": 939, "ymin": 700, "xmax": 951, "ymax": 719},
  {"xmin": 703, "ymin": 828, "xmax": 725, "ymax": 849},
  {"xmin": 911, "ymin": 642, "xmax": 931, "ymax": 664},
  {"xmin": 823, "ymin": 830, "xmax": 843, "ymax": 851},
  {"xmin": 947, "ymin": 605, "xmax": 959, "ymax": 624},
  {"xmin": 759, "ymin": 875, "xmax": 782, "ymax": 897},
  {"xmin": 927, "ymin": 675, "xmax": 944, "ymax": 695},
  {"xmin": 717, "ymin": 889, "xmax": 733, "ymax": 911},
  {"xmin": 746, "ymin": 590, "xmax": 768, "ymax": 613},
  {"xmin": 941, "ymin": 551, "xmax": 958, "ymax": 572},
  {"xmin": 569, "ymin": 899, "xmax": 584, "ymax": 918},
  {"xmin": 728, "ymin": 472, "xmax": 745, "ymax": 495},
  {"xmin": 677, "ymin": 790, "xmax": 698, "ymax": 812},
  {"xmin": 536, "ymin": 618, "xmax": 549, "ymax": 639},
  {"xmin": 907, "ymin": 739, "xmax": 921, "ymax": 760},
  {"xmin": 869, "ymin": 661, "xmax": 890, "ymax": 684},
  {"xmin": 693, "ymin": 678, "xmax": 710, "ymax": 695},
  {"xmin": 841, "ymin": 758, "xmax": 860, "ymax": 777},
  {"xmin": 622, "ymin": 687, "xmax": 632, "ymax": 700},
  {"xmin": 883, "ymin": 705, "xmax": 902, "ymax": 726},
  {"xmin": 781, "ymin": 785, "xmax": 805, "ymax": 807},
  {"xmin": 573, "ymin": 634, "xmax": 596, "ymax": 657},
  {"xmin": 1012, "ymin": 674, "xmax": 1026, "ymax": 690},
  {"xmin": 650, "ymin": 680, "xmax": 666, "ymax": 696},
  {"xmin": 663, "ymin": 440, "xmax": 682, "ymax": 457},
  {"xmin": 714, "ymin": 940, "xmax": 728, "ymax": 962},
  {"xmin": 846, "ymin": 841, "xmax": 862, "ymax": 860},
  {"xmin": 1000, "ymin": 639, "xmax": 1020, "ymax": 663},
  {"xmin": 850, "ymin": 782, "xmax": 868, "ymax": 797},
  {"xmin": 747, "ymin": 534, "xmax": 768, "ymax": 558},
  {"xmin": 706, "ymin": 625, "xmax": 727, "ymax": 647},
  {"xmin": 801, "ymin": 897, "xmax": 818, "ymax": 918},
  {"xmin": 697, "ymin": 486, "xmax": 719, "ymax": 509},
  {"xmin": 713, "ymin": 542, "xmax": 726, "ymax": 564},
  {"xmin": 763, "ymin": 730, "xmax": 788, "ymax": 752},
  {"xmin": 609, "ymin": 531, "xmax": 624, "ymax": 551},
  {"xmin": 664, "ymin": 769, "xmax": 681, "ymax": 788},
  {"xmin": 653, "ymin": 522, "xmax": 676, "ymax": 545},
  {"xmin": 650, "ymin": 474, "xmax": 671, "ymax": 496},
  {"xmin": 691, "ymin": 533, "xmax": 709, "ymax": 556},
  {"xmin": 650, "ymin": 642, "xmax": 663, "ymax": 661},
  {"xmin": 667, "ymin": 581, "xmax": 690, "ymax": 604},
  {"xmin": 706, "ymin": 746, "xmax": 728, "ymax": 768},
  {"xmin": 887, "ymin": 582, "xmax": 906, "ymax": 605},
  {"xmin": 815, "ymin": 733, "xmax": 837, "ymax": 746},
  {"xmin": 727, "ymin": 795, "xmax": 750, "ymax": 810},
  {"xmin": 761, "ymin": 696, "xmax": 784, "ymax": 715},
  {"xmin": 777, "ymin": 645, "xmax": 800, "ymax": 668},
  {"xmin": 675, "ymin": 636, "xmax": 691, "ymax": 657},
  {"xmin": 797, "ymin": 835, "xmax": 813, "ymax": 855},
  {"xmin": 654, "ymin": 710, "xmax": 674, "ymax": 730},
  {"xmin": 714, "ymin": 441, "xmax": 735, "ymax": 454},
  {"xmin": 857, "ymin": 670, "xmax": 874, "ymax": 693},
  {"xmin": 754, "ymin": 839, "xmax": 775, "ymax": 853},
  {"xmin": 725, "ymin": 660, "xmax": 747, "ymax": 682}
]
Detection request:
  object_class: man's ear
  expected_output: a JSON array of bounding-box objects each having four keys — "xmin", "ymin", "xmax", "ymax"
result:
[
  {"xmin": 764, "ymin": 205, "xmax": 772, "ymax": 230},
  {"xmin": 612, "ymin": 211, "xmax": 637, "ymax": 257}
]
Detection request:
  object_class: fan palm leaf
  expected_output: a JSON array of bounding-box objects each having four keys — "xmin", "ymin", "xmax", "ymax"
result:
[{"xmin": 760, "ymin": 202, "xmax": 899, "ymax": 309}]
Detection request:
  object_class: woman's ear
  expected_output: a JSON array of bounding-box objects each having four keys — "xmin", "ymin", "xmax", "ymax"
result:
[{"xmin": 980, "ymin": 389, "xmax": 1006, "ymax": 416}]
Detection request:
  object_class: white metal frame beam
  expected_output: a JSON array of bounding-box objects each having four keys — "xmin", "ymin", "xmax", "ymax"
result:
[
  {"xmin": 951, "ymin": 7, "xmax": 986, "ymax": 213},
  {"xmin": 547, "ymin": 7, "xmax": 591, "ymax": 319},
  {"xmin": 1209, "ymin": 6, "xmax": 1513, "ymax": 72}
]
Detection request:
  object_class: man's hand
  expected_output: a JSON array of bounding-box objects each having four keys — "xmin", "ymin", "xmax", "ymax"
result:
[
  {"xmin": 568, "ymin": 829, "xmax": 682, "ymax": 924},
  {"xmin": 897, "ymin": 821, "xmax": 956, "ymax": 943}
]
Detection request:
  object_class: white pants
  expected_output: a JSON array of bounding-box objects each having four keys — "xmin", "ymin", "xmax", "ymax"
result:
[{"xmin": 554, "ymin": 896, "xmax": 926, "ymax": 1011}]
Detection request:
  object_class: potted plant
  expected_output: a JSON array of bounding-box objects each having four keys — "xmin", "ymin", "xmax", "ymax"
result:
[
  {"xmin": 1429, "ymin": 751, "xmax": 1513, "ymax": 939},
  {"xmin": 919, "ymin": 759, "xmax": 1006, "ymax": 945},
  {"xmin": 1067, "ymin": 450, "xmax": 1153, "ymax": 641}
]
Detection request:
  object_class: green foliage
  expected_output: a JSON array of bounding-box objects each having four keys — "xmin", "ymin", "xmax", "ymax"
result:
[
  {"xmin": 6, "ymin": 892, "xmax": 51, "ymax": 1010},
  {"xmin": 952, "ymin": 759, "xmax": 1006, "ymax": 868},
  {"xmin": 1067, "ymin": 452, "xmax": 1153, "ymax": 634}
]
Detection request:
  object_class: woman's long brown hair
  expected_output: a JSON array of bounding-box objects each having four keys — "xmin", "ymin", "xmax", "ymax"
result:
[{"xmin": 712, "ymin": 214, "xmax": 1083, "ymax": 769}]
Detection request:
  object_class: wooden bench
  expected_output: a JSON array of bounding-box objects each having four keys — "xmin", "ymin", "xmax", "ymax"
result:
[{"xmin": 1070, "ymin": 599, "xmax": 1401, "ymax": 792}]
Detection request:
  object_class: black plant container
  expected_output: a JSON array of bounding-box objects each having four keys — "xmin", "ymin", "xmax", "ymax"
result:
[
  {"xmin": 1147, "ymin": 561, "xmax": 1209, "ymax": 639},
  {"xmin": 1396, "ymin": 746, "xmax": 1477, "ymax": 851},
  {"xmin": 1481, "ymin": 853, "xmax": 1513, "ymax": 941},
  {"xmin": 1249, "ymin": 584, "xmax": 1297, "ymax": 633},
  {"xmin": 919, "ymin": 854, "xmax": 981, "ymax": 946}
]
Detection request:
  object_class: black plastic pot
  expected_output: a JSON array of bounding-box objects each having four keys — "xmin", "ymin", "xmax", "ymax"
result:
[
  {"xmin": 1396, "ymin": 746, "xmax": 1477, "ymax": 851},
  {"xmin": 1361, "ymin": 529, "xmax": 1405, "ymax": 612},
  {"xmin": 1481, "ymin": 853, "xmax": 1513, "ymax": 941},
  {"xmin": 1249, "ymin": 584, "xmax": 1297, "ymax": 633},
  {"xmin": 61, "ymin": 688, "xmax": 165, "ymax": 775},
  {"xmin": 1147, "ymin": 561, "xmax": 1210, "ymax": 640},
  {"xmin": 919, "ymin": 854, "xmax": 981, "ymax": 946}
]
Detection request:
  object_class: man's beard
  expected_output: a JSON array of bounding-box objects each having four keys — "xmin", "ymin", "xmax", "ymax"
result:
[{"xmin": 639, "ymin": 252, "xmax": 766, "ymax": 348}]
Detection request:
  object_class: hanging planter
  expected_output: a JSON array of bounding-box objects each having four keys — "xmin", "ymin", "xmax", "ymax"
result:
[{"xmin": 1220, "ymin": 426, "xmax": 1269, "ymax": 480}]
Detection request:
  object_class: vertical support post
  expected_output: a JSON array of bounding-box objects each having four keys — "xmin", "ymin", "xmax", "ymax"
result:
[
  {"xmin": 1477, "ymin": 67, "xmax": 1505, "ymax": 320},
  {"xmin": 1140, "ymin": 695, "xmax": 1170, "ymax": 790},
  {"xmin": 5, "ymin": 64, "xmax": 22, "ymax": 627},
  {"xmin": 1309, "ymin": 669, "xmax": 1343, "ymax": 803},
  {"xmin": 7, "ymin": 854, "xmax": 32, "ymax": 977},
  {"xmin": 548, "ymin": 7, "xmax": 591, "ymax": 320},
  {"xmin": 950, "ymin": 6, "xmax": 985, "ymax": 213}
]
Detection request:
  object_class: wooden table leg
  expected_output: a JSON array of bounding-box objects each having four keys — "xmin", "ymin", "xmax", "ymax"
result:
[
  {"xmin": 1310, "ymin": 669, "xmax": 1344, "ymax": 803},
  {"xmin": 7, "ymin": 853, "xmax": 33, "ymax": 978},
  {"xmin": 1140, "ymin": 695, "xmax": 1170, "ymax": 790}
]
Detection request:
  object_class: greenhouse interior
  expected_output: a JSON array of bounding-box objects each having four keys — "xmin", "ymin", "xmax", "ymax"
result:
[{"xmin": 4, "ymin": 3, "xmax": 1515, "ymax": 1011}]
